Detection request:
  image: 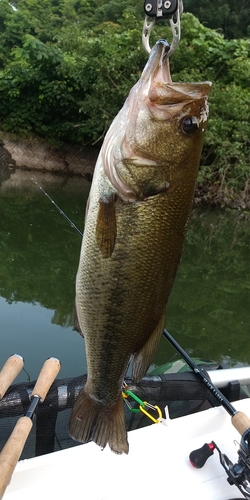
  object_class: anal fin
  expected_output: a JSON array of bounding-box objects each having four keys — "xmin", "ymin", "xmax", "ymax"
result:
[
  {"xmin": 96, "ymin": 195, "xmax": 117, "ymax": 258},
  {"xmin": 132, "ymin": 310, "xmax": 166, "ymax": 383}
]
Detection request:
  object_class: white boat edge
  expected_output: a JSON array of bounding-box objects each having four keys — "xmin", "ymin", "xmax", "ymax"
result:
[
  {"xmin": 4, "ymin": 396, "xmax": 250, "ymax": 499},
  {"xmin": 208, "ymin": 367, "xmax": 250, "ymax": 388}
]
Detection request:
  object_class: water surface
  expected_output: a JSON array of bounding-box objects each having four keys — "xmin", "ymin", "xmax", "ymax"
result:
[{"xmin": 0, "ymin": 171, "xmax": 249, "ymax": 383}]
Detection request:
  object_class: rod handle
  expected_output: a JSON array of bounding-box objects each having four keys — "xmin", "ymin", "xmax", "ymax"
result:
[
  {"xmin": 31, "ymin": 357, "xmax": 61, "ymax": 401},
  {"xmin": 0, "ymin": 417, "xmax": 32, "ymax": 498},
  {"xmin": 0, "ymin": 355, "xmax": 24, "ymax": 400},
  {"xmin": 232, "ymin": 411, "xmax": 250, "ymax": 436}
]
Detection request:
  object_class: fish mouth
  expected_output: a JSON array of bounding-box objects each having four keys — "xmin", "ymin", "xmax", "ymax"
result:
[
  {"xmin": 138, "ymin": 39, "xmax": 172, "ymax": 93},
  {"xmin": 140, "ymin": 39, "xmax": 211, "ymax": 107},
  {"xmin": 154, "ymin": 39, "xmax": 172, "ymax": 82},
  {"xmin": 102, "ymin": 40, "xmax": 212, "ymax": 202}
]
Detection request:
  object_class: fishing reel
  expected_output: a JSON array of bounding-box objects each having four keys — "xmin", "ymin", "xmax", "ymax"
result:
[{"xmin": 189, "ymin": 431, "xmax": 250, "ymax": 499}]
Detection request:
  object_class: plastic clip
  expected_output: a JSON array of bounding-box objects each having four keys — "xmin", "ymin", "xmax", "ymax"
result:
[
  {"xmin": 139, "ymin": 402, "xmax": 162, "ymax": 423},
  {"xmin": 122, "ymin": 383, "xmax": 162, "ymax": 422}
]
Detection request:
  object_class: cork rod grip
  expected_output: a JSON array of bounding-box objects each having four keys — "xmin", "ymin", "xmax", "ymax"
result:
[
  {"xmin": 0, "ymin": 417, "xmax": 32, "ymax": 498},
  {"xmin": 0, "ymin": 355, "xmax": 24, "ymax": 400},
  {"xmin": 0, "ymin": 357, "xmax": 60, "ymax": 498},
  {"xmin": 232, "ymin": 411, "xmax": 250, "ymax": 436},
  {"xmin": 31, "ymin": 357, "xmax": 61, "ymax": 401}
]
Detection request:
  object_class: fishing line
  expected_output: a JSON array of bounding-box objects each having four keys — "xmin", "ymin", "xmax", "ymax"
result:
[{"xmin": 30, "ymin": 178, "xmax": 83, "ymax": 238}]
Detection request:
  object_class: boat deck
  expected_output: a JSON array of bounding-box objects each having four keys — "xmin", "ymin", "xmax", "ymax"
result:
[{"xmin": 4, "ymin": 398, "xmax": 249, "ymax": 500}]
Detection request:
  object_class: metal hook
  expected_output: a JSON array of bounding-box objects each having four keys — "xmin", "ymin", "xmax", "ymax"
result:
[{"xmin": 142, "ymin": 0, "xmax": 183, "ymax": 56}]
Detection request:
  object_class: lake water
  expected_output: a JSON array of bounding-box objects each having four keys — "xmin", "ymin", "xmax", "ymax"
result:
[{"xmin": 0, "ymin": 171, "xmax": 249, "ymax": 384}]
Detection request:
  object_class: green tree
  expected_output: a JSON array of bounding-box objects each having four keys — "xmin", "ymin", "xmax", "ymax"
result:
[
  {"xmin": 0, "ymin": 12, "xmax": 146, "ymax": 141},
  {"xmin": 184, "ymin": 0, "xmax": 250, "ymax": 38},
  {"xmin": 0, "ymin": 8, "xmax": 249, "ymax": 205},
  {"xmin": 0, "ymin": 0, "xmax": 97, "ymax": 64},
  {"xmin": 170, "ymin": 14, "xmax": 250, "ymax": 201},
  {"xmin": 94, "ymin": 0, "xmax": 144, "ymax": 24}
]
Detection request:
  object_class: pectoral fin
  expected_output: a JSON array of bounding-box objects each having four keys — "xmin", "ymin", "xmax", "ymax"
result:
[
  {"xmin": 96, "ymin": 195, "xmax": 117, "ymax": 258},
  {"xmin": 132, "ymin": 310, "xmax": 166, "ymax": 383}
]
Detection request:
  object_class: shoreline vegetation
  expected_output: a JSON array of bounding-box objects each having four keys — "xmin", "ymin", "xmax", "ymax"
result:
[
  {"xmin": 1, "ymin": 133, "xmax": 249, "ymax": 211},
  {"xmin": 0, "ymin": 1, "xmax": 249, "ymax": 210}
]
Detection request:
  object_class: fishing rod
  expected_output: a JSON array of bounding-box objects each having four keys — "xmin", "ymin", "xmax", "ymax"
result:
[
  {"xmin": 163, "ymin": 329, "xmax": 240, "ymax": 417},
  {"xmin": 163, "ymin": 328, "xmax": 250, "ymax": 498},
  {"xmin": 163, "ymin": 328, "xmax": 250, "ymax": 433},
  {"xmin": 0, "ymin": 357, "xmax": 61, "ymax": 498},
  {"xmin": 31, "ymin": 178, "xmax": 83, "ymax": 238}
]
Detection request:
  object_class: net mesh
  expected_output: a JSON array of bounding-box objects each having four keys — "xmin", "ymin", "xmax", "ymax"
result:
[
  {"xmin": 0, "ymin": 372, "xmax": 216, "ymax": 459},
  {"xmin": 1, "ymin": 367, "xmax": 249, "ymax": 500}
]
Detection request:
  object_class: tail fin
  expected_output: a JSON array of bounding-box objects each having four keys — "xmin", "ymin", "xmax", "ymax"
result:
[{"xmin": 68, "ymin": 388, "xmax": 129, "ymax": 454}]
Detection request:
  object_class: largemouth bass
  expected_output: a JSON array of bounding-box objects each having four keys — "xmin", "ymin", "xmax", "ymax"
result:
[{"xmin": 69, "ymin": 40, "xmax": 212, "ymax": 454}]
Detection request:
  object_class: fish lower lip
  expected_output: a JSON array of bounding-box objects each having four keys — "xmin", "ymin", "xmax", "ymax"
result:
[
  {"xmin": 156, "ymin": 39, "xmax": 170, "ymax": 49},
  {"xmin": 156, "ymin": 39, "xmax": 171, "ymax": 57}
]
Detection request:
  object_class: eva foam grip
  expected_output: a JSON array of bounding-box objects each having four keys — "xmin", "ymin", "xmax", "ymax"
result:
[{"xmin": 0, "ymin": 355, "xmax": 24, "ymax": 400}]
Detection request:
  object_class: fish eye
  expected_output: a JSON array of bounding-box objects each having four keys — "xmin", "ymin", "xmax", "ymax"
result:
[{"xmin": 181, "ymin": 116, "xmax": 199, "ymax": 135}]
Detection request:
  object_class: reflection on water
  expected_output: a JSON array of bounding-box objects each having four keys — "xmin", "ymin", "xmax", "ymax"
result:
[
  {"xmin": 159, "ymin": 209, "xmax": 250, "ymax": 369},
  {"xmin": 0, "ymin": 172, "xmax": 89, "ymax": 382},
  {"xmin": 0, "ymin": 171, "xmax": 249, "ymax": 382},
  {"xmin": 0, "ymin": 298, "xmax": 87, "ymax": 382}
]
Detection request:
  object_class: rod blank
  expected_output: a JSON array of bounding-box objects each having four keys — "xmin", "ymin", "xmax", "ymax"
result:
[{"xmin": 163, "ymin": 329, "xmax": 250, "ymax": 437}]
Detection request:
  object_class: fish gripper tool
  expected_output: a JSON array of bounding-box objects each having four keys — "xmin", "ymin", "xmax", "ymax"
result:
[{"xmin": 142, "ymin": 0, "xmax": 183, "ymax": 55}]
